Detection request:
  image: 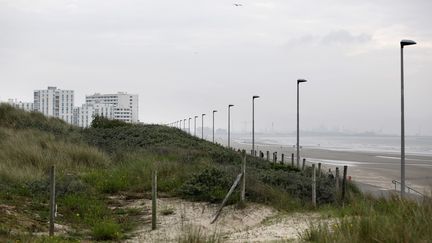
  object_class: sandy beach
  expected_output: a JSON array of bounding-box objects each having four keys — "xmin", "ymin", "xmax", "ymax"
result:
[{"xmin": 223, "ymin": 138, "xmax": 432, "ymax": 196}]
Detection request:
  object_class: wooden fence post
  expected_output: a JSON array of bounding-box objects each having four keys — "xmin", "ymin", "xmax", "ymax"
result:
[
  {"xmin": 49, "ymin": 165, "xmax": 55, "ymax": 236},
  {"xmin": 302, "ymin": 158, "xmax": 306, "ymax": 171},
  {"xmin": 317, "ymin": 163, "xmax": 321, "ymax": 178},
  {"xmin": 312, "ymin": 164, "xmax": 316, "ymax": 208},
  {"xmin": 291, "ymin": 153, "xmax": 294, "ymax": 167},
  {"xmin": 335, "ymin": 167, "xmax": 340, "ymax": 194},
  {"xmin": 241, "ymin": 150, "xmax": 246, "ymax": 203},
  {"xmin": 341, "ymin": 166, "xmax": 348, "ymax": 201},
  {"xmin": 211, "ymin": 173, "xmax": 243, "ymax": 224},
  {"xmin": 152, "ymin": 170, "xmax": 157, "ymax": 230}
]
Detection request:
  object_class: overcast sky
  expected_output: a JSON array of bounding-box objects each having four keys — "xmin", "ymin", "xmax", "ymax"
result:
[{"xmin": 1, "ymin": 0, "xmax": 431, "ymax": 135}]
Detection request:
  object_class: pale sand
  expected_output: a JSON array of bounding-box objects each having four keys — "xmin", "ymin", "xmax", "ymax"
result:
[
  {"xmin": 124, "ymin": 197, "xmax": 321, "ymax": 243},
  {"xmin": 229, "ymin": 140, "xmax": 432, "ymax": 195}
]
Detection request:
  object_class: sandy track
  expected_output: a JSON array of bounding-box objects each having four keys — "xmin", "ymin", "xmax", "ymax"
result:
[{"xmin": 122, "ymin": 197, "xmax": 319, "ymax": 242}]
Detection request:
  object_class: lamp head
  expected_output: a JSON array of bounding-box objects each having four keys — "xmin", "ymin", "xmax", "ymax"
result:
[
  {"xmin": 229, "ymin": 104, "xmax": 234, "ymax": 107},
  {"xmin": 213, "ymin": 110, "xmax": 217, "ymax": 113},
  {"xmin": 202, "ymin": 113, "xmax": 205, "ymax": 116},
  {"xmin": 401, "ymin": 39, "xmax": 417, "ymax": 47},
  {"xmin": 297, "ymin": 79, "xmax": 307, "ymax": 83},
  {"xmin": 253, "ymin": 95, "xmax": 260, "ymax": 99},
  {"xmin": 195, "ymin": 116, "xmax": 198, "ymax": 118}
]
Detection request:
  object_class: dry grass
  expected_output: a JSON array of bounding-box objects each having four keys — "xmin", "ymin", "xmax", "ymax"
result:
[{"xmin": 0, "ymin": 127, "xmax": 110, "ymax": 182}]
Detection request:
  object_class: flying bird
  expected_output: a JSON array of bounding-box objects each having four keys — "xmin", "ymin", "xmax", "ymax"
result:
[{"xmin": 233, "ymin": 3, "xmax": 243, "ymax": 6}]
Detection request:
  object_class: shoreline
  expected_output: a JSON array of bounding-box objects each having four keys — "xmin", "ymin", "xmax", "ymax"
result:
[{"xmin": 225, "ymin": 139, "xmax": 432, "ymax": 195}]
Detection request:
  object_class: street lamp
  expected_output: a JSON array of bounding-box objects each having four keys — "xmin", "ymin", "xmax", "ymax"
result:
[
  {"xmin": 201, "ymin": 113, "xmax": 206, "ymax": 139},
  {"xmin": 183, "ymin": 119, "xmax": 186, "ymax": 131},
  {"xmin": 252, "ymin": 95, "xmax": 260, "ymax": 156},
  {"xmin": 188, "ymin": 117, "xmax": 191, "ymax": 134},
  {"xmin": 228, "ymin": 104, "xmax": 234, "ymax": 148},
  {"xmin": 400, "ymin": 39, "xmax": 416, "ymax": 198},
  {"xmin": 179, "ymin": 120, "xmax": 182, "ymax": 130},
  {"xmin": 297, "ymin": 79, "xmax": 307, "ymax": 168},
  {"xmin": 213, "ymin": 110, "xmax": 217, "ymax": 143},
  {"xmin": 194, "ymin": 115, "xmax": 198, "ymax": 136}
]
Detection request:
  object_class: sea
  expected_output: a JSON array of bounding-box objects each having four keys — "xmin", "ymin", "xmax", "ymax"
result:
[{"xmin": 231, "ymin": 134, "xmax": 432, "ymax": 156}]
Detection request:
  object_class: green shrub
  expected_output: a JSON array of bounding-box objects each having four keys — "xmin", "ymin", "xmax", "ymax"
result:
[
  {"xmin": 92, "ymin": 221, "xmax": 122, "ymax": 241},
  {"xmin": 180, "ymin": 167, "xmax": 233, "ymax": 203}
]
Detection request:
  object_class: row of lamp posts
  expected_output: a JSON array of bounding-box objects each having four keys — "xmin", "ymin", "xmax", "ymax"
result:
[{"xmin": 166, "ymin": 39, "xmax": 417, "ymax": 199}]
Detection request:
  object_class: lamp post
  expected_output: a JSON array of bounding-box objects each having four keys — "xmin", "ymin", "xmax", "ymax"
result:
[
  {"xmin": 228, "ymin": 104, "xmax": 234, "ymax": 148},
  {"xmin": 201, "ymin": 113, "xmax": 206, "ymax": 139},
  {"xmin": 194, "ymin": 115, "xmax": 198, "ymax": 136},
  {"xmin": 297, "ymin": 79, "xmax": 307, "ymax": 168},
  {"xmin": 183, "ymin": 119, "xmax": 186, "ymax": 131},
  {"xmin": 179, "ymin": 120, "xmax": 182, "ymax": 130},
  {"xmin": 188, "ymin": 117, "xmax": 191, "ymax": 134},
  {"xmin": 400, "ymin": 39, "xmax": 416, "ymax": 198},
  {"xmin": 252, "ymin": 95, "xmax": 260, "ymax": 156},
  {"xmin": 213, "ymin": 110, "xmax": 217, "ymax": 143}
]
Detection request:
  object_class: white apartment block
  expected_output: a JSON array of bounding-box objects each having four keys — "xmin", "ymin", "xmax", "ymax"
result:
[
  {"xmin": 74, "ymin": 102, "xmax": 114, "ymax": 128},
  {"xmin": 7, "ymin": 99, "xmax": 34, "ymax": 112},
  {"xmin": 34, "ymin": 86, "xmax": 74, "ymax": 124},
  {"xmin": 85, "ymin": 92, "xmax": 139, "ymax": 123}
]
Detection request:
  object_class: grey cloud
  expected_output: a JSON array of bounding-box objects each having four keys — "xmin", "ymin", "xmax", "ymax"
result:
[{"xmin": 321, "ymin": 30, "xmax": 372, "ymax": 45}]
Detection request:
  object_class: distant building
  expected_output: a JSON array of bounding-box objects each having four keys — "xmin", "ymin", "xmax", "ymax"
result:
[
  {"xmin": 85, "ymin": 92, "xmax": 139, "ymax": 123},
  {"xmin": 74, "ymin": 102, "xmax": 115, "ymax": 128},
  {"xmin": 7, "ymin": 99, "xmax": 34, "ymax": 112},
  {"xmin": 34, "ymin": 86, "xmax": 74, "ymax": 124}
]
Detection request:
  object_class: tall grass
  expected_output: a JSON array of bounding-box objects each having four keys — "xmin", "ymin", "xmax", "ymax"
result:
[
  {"xmin": 0, "ymin": 127, "xmax": 110, "ymax": 182},
  {"xmin": 303, "ymin": 196, "xmax": 432, "ymax": 242}
]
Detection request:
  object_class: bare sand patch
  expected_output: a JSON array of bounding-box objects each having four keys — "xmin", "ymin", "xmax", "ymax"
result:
[{"xmin": 123, "ymin": 197, "xmax": 319, "ymax": 242}]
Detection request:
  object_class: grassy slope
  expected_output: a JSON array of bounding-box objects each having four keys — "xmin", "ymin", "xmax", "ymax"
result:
[
  {"xmin": 303, "ymin": 195, "xmax": 432, "ymax": 242},
  {"xmin": 0, "ymin": 105, "xmax": 338, "ymax": 241}
]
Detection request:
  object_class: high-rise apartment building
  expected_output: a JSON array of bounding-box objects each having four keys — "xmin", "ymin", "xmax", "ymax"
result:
[
  {"xmin": 85, "ymin": 92, "xmax": 139, "ymax": 123},
  {"xmin": 34, "ymin": 86, "xmax": 74, "ymax": 124},
  {"xmin": 74, "ymin": 102, "xmax": 115, "ymax": 127}
]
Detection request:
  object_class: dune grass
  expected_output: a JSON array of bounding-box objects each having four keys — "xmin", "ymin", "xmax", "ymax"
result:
[{"xmin": 304, "ymin": 195, "xmax": 432, "ymax": 242}]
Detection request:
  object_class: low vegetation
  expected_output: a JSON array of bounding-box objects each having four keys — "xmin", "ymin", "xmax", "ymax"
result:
[{"xmin": 304, "ymin": 195, "xmax": 432, "ymax": 242}]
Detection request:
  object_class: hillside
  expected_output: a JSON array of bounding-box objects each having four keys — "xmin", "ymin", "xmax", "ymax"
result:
[
  {"xmin": 0, "ymin": 105, "xmax": 340, "ymax": 241},
  {"xmin": 11, "ymin": 104, "xmax": 432, "ymax": 243}
]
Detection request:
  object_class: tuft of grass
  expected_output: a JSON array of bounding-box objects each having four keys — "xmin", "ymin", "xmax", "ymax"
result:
[
  {"xmin": 178, "ymin": 224, "xmax": 222, "ymax": 243},
  {"xmin": 160, "ymin": 207, "xmax": 175, "ymax": 216},
  {"xmin": 91, "ymin": 220, "xmax": 122, "ymax": 241}
]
